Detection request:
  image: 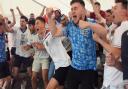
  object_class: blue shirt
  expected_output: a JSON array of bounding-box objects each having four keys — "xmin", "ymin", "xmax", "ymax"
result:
[
  {"xmin": 0, "ymin": 33, "xmax": 6, "ymax": 62},
  {"xmin": 64, "ymin": 18, "xmax": 96, "ymax": 70}
]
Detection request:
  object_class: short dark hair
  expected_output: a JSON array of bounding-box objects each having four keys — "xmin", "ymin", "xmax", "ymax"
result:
[
  {"xmin": 55, "ymin": 9, "xmax": 61, "ymax": 14},
  {"xmin": 30, "ymin": 13, "xmax": 34, "ymax": 15},
  {"xmin": 20, "ymin": 16, "xmax": 28, "ymax": 22},
  {"xmin": 106, "ymin": 9, "xmax": 112, "ymax": 14},
  {"xmin": 36, "ymin": 16, "xmax": 45, "ymax": 23},
  {"xmin": 115, "ymin": 0, "xmax": 128, "ymax": 10},
  {"xmin": 94, "ymin": 2, "xmax": 101, "ymax": 6},
  {"xmin": 70, "ymin": 0, "xmax": 85, "ymax": 7}
]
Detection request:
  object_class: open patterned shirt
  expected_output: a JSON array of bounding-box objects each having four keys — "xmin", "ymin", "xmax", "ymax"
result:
[
  {"xmin": 63, "ymin": 18, "xmax": 96, "ymax": 70},
  {"xmin": 0, "ymin": 33, "xmax": 6, "ymax": 62}
]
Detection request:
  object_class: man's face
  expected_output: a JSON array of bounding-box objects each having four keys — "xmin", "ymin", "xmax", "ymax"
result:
[
  {"xmin": 112, "ymin": 3, "xmax": 127, "ymax": 24},
  {"xmin": 54, "ymin": 10, "xmax": 61, "ymax": 18},
  {"xmin": 30, "ymin": 14, "xmax": 35, "ymax": 19},
  {"xmin": 105, "ymin": 12, "xmax": 113, "ymax": 24},
  {"xmin": 94, "ymin": 4, "xmax": 100, "ymax": 11},
  {"xmin": 35, "ymin": 20, "xmax": 45, "ymax": 32},
  {"xmin": 20, "ymin": 19, "xmax": 27, "ymax": 28},
  {"xmin": 71, "ymin": 2, "xmax": 85, "ymax": 24}
]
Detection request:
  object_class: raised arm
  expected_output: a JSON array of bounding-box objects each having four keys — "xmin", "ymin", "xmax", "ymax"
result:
[
  {"xmin": 78, "ymin": 20, "xmax": 107, "ymax": 39},
  {"xmin": 39, "ymin": 6, "xmax": 46, "ymax": 16},
  {"xmin": 16, "ymin": 6, "xmax": 25, "ymax": 16},
  {"xmin": 47, "ymin": 8, "xmax": 63, "ymax": 37},
  {"xmin": 10, "ymin": 9, "xmax": 16, "ymax": 28},
  {"xmin": 90, "ymin": 0, "xmax": 95, "ymax": 10},
  {"xmin": 90, "ymin": 0, "xmax": 105, "ymax": 24}
]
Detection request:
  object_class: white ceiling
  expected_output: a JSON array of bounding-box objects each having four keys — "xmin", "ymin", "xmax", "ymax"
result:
[{"xmin": 0, "ymin": 0, "xmax": 115, "ymax": 16}]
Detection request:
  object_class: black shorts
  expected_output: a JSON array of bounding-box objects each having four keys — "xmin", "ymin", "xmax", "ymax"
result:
[
  {"xmin": 13, "ymin": 55, "xmax": 32, "ymax": 68},
  {"xmin": 121, "ymin": 30, "xmax": 128, "ymax": 80},
  {"xmin": 65, "ymin": 66, "xmax": 97, "ymax": 89},
  {"xmin": 6, "ymin": 47, "xmax": 10, "ymax": 61},
  {"xmin": 0, "ymin": 61, "xmax": 11, "ymax": 79},
  {"xmin": 11, "ymin": 47, "xmax": 16, "ymax": 56},
  {"xmin": 53, "ymin": 66, "xmax": 69, "ymax": 86}
]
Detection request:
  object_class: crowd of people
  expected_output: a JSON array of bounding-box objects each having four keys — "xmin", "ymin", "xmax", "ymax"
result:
[{"xmin": 0, "ymin": 0, "xmax": 128, "ymax": 89}]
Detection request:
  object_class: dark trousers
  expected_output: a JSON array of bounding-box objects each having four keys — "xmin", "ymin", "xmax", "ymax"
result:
[
  {"xmin": 121, "ymin": 30, "xmax": 128, "ymax": 80},
  {"xmin": 64, "ymin": 66, "xmax": 97, "ymax": 89}
]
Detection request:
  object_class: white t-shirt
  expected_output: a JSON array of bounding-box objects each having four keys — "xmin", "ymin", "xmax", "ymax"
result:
[
  {"xmin": 10, "ymin": 28, "xmax": 17, "ymax": 47},
  {"xmin": 103, "ymin": 23, "xmax": 117, "ymax": 54},
  {"xmin": 14, "ymin": 27, "xmax": 32, "ymax": 57},
  {"xmin": 103, "ymin": 21, "xmax": 128, "ymax": 87},
  {"xmin": 8, "ymin": 26, "xmax": 17, "ymax": 48},
  {"xmin": 27, "ymin": 34, "xmax": 49, "ymax": 59},
  {"xmin": 43, "ymin": 32, "xmax": 71, "ymax": 69}
]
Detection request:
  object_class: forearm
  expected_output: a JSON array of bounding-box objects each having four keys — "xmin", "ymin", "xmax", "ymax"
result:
[
  {"xmin": 47, "ymin": 8, "xmax": 63, "ymax": 37},
  {"xmin": 48, "ymin": 18, "xmax": 58, "ymax": 36},
  {"xmin": 17, "ymin": 8, "xmax": 24, "ymax": 16},
  {"xmin": 10, "ymin": 12, "xmax": 16, "ymax": 27},
  {"xmin": 40, "ymin": 6, "xmax": 46, "ymax": 16},
  {"xmin": 98, "ymin": 38, "xmax": 121, "ymax": 60},
  {"xmin": 89, "ymin": 23, "xmax": 107, "ymax": 39},
  {"xmin": 90, "ymin": 0, "xmax": 95, "ymax": 10},
  {"xmin": 98, "ymin": 38, "xmax": 111, "ymax": 52}
]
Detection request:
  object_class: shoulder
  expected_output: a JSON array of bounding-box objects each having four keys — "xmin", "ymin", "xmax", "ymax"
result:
[
  {"xmin": 12, "ymin": 26, "xmax": 20, "ymax": 31},
  {"xmin": 116, "ymin": 21, "xmax": 128, "ymax": 34}
]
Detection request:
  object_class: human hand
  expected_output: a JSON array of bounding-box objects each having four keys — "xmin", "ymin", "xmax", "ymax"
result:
[
  {"xmin": 46, "ymin": 8, "xmax": 54, "ymax": 18},
  {"xmin": 106, "ymin": 52, "xmax": 116, "ymax": 66},
  {"xmin": 78, "ymin": 20, "xmax": 90, "ymax": 30},
  {"xmin": 32, "ymin": 42, "xmax": 44, "ymax": 50},
  {"xmin": 10, "ymin": 9, "xmax": 14, "ymax": 12},
  {"xmin": 22, "ymin": 45, "xmax": 30, "ymax": 51},
  {"xmin": 16, "ymin": 6, "xmax": 19, "ymax": 10}
]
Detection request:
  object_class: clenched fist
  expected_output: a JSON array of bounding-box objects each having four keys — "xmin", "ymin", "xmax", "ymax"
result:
[
  {"xmin": 10, "ymin": 9, "xmax": 14, "ymax": 12},
  {"xmin": 106, "ymin": 52, "xmax": 116, "ymax": 66},
  {"xmin": 46, "ymin": 8, "xmax": 54, "ymax": 18},
  {"xmin": 78, "ymin": 20, "xmax": 90, "ymax": 30}
]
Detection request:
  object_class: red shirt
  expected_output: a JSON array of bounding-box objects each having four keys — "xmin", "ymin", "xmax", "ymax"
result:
[
  {"xmin": 42, "ymin": 15, "xmax": 48, "ymax": 24},
  {"xmin": 90, "ymin": 10, "xmax": 106, "ymax": 19}
]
